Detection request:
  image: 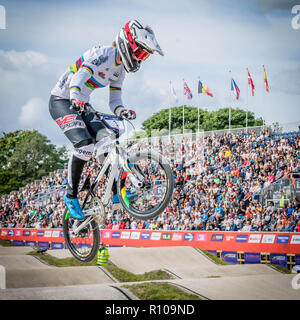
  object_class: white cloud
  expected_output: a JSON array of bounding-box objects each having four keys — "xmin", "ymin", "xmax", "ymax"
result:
[
  {"xmin": 0, "ymin": 49, "xmax": 61, "ymax": 75},
  {"xmin": 19, "ymin": 97, "xmax": 46, "ymax": 126}
]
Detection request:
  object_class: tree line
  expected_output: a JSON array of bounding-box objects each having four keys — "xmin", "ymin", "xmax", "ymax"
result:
[
  {"xmin": 0, "ymin": 130, "xmax": 67, "ymax": 196},
  {"xmin": 141, "ymin": 106, "xmax": 263, "ymax": 137}
]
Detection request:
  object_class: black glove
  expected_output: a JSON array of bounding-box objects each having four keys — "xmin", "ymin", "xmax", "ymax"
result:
[{"xmin": 70, "ymin": 100, "xmax": 88, "ymax": 115}]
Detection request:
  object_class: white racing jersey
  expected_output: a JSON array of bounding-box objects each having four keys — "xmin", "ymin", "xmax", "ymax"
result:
[{"xmin": 51, "ymin": 45, "xmax": 126, "ymax": 116}]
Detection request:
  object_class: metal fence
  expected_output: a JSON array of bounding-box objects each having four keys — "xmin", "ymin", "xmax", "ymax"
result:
[{"xmin": 124, "ymin": 121, "xmax": 300, "ymax": 146}]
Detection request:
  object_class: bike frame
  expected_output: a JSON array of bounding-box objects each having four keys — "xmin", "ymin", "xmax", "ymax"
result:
[{"xmin": 71, "ymin": 109, "xmax": 143, "ymax": 234}]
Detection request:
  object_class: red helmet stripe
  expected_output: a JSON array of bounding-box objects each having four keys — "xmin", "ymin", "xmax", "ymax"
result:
[{"xmin": 124, "ymin": 21, "xmax": 138, "ymax": 52}]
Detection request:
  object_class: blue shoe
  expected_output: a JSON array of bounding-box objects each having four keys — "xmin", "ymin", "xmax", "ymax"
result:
[
  {"xmin": 112, "ymin": 193, "xmax": 120, "ymax": 204},
  {"xmin": 127, "ymin": 190, "xmax": 138, "ymax": 199},
  {"xmin": 63, "ymin": 194, "xmax": 85, "ymax": 220}
]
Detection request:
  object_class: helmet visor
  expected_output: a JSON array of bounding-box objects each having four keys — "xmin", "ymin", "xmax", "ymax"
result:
[{"xmin": 134, "ymin": 47, "xmax": 150, "ymax": 61}]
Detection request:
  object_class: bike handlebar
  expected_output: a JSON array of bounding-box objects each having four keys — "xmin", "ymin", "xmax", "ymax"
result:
[
  {"xmin": 85, "ymin": 103, "xmax": 123, "ymax": 122},
  {"xmin": 70, "ymin": 102, "xmax": 137, "ymax": 142}
]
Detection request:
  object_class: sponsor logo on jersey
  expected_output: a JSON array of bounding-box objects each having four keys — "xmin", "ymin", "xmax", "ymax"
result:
[
  {"xmin": 98, "ymin": 71, "xmax": 106, "ymax": 79},
  {"xmin": 91, "ymin": 55, "xmax": 108, "ymax": 66},
  {"xmin": 75, "ymin": 148, "xmax": 93, "ymax": 158},
  {"xmin": 56, "ymin": 114, "xmax": 85, "ymax": 133}
]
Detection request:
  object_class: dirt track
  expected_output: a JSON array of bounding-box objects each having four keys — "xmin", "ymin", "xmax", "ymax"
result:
[
  {"xmin": 0, "ymin": 245, "xmax": 299, "ymax": 300},
  {"xmin": 0, "ymin": 246, "xmax": 130, "ymax": 300}
]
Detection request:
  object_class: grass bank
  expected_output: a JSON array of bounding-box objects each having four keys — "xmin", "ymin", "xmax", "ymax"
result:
[
  {"xmin": 28, "ymin": 251, "xmax": 98, "ymax": 267},
  {"xmin": 122, "ymin": 282, "xmax": 202, "ymax": 300},
  {"xmin": 0, "ymin": 238, "xmax": 13, "ymax": 246},
  {"xmin": 105, "ymin": 261, "xmax": 173, "ymax": 282},
  {"xmin": 198, "ymin": 248, "xmax": 230, "ymax": 265},
  {"xmin": 27, "ymin": 251, "xmax": 173, "ymax": 282},
  {"xmin": 270, "ymin": 264, "xmax": 292, "ymax": 274}
]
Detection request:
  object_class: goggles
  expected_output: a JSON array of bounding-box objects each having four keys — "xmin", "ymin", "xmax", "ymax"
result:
[{"xmin": 124, "ymin": 22, "xmax": 151, "ymax": 62}]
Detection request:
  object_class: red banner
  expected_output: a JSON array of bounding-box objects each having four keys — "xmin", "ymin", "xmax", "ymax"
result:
[{"xmin": 1, "ymin": 228, "xmax": 300, "ymax": 254}]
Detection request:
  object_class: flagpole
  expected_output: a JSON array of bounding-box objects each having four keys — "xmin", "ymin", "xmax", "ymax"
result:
[
  {"xmin": 246, "ymin": 68, "xmax": 249, "ymax": 131},
  {"xmin": 169, "ymin": 81, "xmax": 172, "ymax": 138},
  {"xmin": 229, "ymin": 70, "xmax": 232, "ymax": 132},
  {"xmin": 182, "ymin": 78, "xmax": 185, "ymax": 135},
  {"xmin": 198, "ymin": 104, "xmax": 200, "ymax": 133},
  {"xmin": 262, "ymin": 65, "xmax": 265, "ymax": 130},
  {"xmin": 197, "ymin": 76, "xmax": 200, "ymax": 134}
]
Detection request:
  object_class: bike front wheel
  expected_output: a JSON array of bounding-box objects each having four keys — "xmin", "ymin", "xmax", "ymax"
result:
[
  {"xmin": 62, "ymin": 207, "xmax": 100, "ymax": 262},
  {"xmin": 117, "ymin": 150, "xmax": 174, "ymax": 220}
]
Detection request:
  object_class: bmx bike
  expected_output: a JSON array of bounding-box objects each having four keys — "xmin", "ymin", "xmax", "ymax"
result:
[{"xmin": 62, "ymin": 104, "xmax": 174, "ymax": 262}]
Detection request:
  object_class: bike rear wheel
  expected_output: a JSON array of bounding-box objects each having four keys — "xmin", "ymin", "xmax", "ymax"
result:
[
  {"xmin": 117, "ymin": 150, "xmax": 174, "ymax": 220},
  {"xmin": 62, "ymin": 208, "xmax": 100, "ymax": 262}
]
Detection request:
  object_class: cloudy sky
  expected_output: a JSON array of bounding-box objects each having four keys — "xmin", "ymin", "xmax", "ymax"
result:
[{"xmin": 0, "ymin": 0, "xmax": 299, "ymax": 146}]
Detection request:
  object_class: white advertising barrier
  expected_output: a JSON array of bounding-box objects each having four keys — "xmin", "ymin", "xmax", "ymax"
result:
[
  {"xmin": 248, "ymin": 234, "xmax": 262, "ymax": 243},
  {"xmin": 261, "ymin": 234, "xmax": 276, "ymax": 244},
  {"xmin": 291, "ymin": 235, "xmax": 300, "ymax": 245}
]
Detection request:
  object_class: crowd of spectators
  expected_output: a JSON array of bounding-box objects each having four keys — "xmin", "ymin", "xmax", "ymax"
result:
[{"xmin": 1, "ymin": 127, "xmax": 300, "ymax": 233}]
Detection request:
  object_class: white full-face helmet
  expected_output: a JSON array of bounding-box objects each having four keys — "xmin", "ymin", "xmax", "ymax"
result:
[{"xmin": 115, "ymin": 20, "xmax": 164, "ymax": 73}]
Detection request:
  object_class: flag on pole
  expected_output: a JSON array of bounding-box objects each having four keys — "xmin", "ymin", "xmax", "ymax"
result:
[
  {"xmin": 231, "ymin": 78, "xmax": 240, "ymax": 100},
  {"xmin": 198, "ymin": 80, "xmax": 213, "ymax": 97},
  {"xmin": 263, "ymin": 65, "xmax": 270, "ymax": 92},
  {"xmin": 247, "ymin": 69, "xmax": 255, "ymax": 96},
  {"xmin": 170, "ymin": 83, "xmax": 178, "ymax": 104},
  {"xmin": 183, "ymin": 81, "xmax": 193, "ymax": 99}
]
